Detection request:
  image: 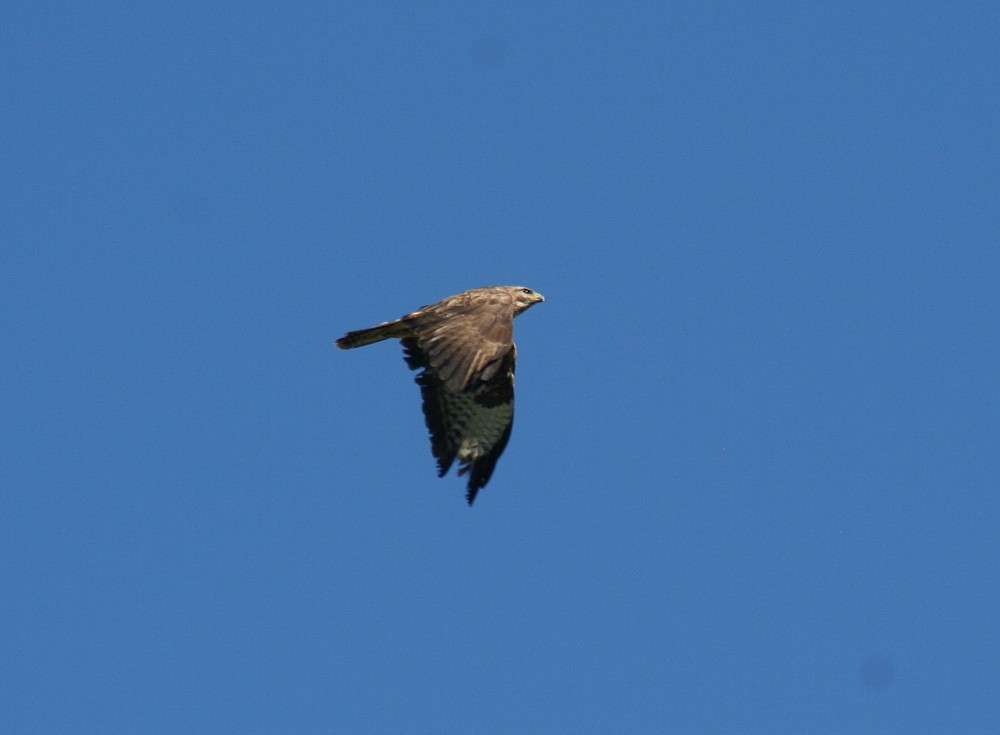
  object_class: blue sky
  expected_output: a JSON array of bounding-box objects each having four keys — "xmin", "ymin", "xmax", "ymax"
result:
[{"xmin": 3, "ymin": 2, "xmax": 999, "ymax": 732}]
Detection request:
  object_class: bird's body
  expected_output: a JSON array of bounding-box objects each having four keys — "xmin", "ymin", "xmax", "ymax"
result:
[{"xmin": 336, "ymin": 286, "xmax": 544, "ymax": 504}]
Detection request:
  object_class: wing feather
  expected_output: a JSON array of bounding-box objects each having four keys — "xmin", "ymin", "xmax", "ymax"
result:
[
  {"xmin": 402, "ymin": 337, "xmax": 516, "ymax": 505},
  {"xmin": 402, "ymin": 291, "xmax": 515, "ymax": 393}
]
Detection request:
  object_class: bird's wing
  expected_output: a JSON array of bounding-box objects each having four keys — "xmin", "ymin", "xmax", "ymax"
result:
[
  {"xmin": 403, "ymin": 338, "xmax": 516, "ymax": 504},
  {"xmin": 403, "ymin": 297, "xmax": 514, "ymax": 393}
]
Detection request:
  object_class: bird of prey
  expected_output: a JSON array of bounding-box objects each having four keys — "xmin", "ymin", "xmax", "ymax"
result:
[{"xmin": 336, "ymin": 286, "xmax": 544, "ymax": 505}]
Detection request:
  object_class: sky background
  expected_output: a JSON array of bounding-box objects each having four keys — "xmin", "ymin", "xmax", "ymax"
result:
[{"xmin": 3, "ymin": 2, "xmax": 999, "ymax": 732}]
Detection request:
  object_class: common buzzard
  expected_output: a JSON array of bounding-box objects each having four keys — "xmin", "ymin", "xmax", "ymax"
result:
[{"xmin": 336, "ymin": 286, "xmax": 544, "ymax": 504}]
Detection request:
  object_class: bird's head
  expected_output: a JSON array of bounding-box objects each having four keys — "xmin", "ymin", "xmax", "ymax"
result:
[{"xmin": 510, "ymin": 286, "xmax": 545, "ymax": 315}]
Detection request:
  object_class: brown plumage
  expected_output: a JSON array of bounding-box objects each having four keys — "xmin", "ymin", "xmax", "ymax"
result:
[{"xmin": 336, "ymin": 286, "xmax": 544, "ymax": 504}]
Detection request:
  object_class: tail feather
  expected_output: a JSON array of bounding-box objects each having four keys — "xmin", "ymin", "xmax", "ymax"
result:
[{"xmin": 336, "ymin": 319, "xmax": 411, "ymax": 349}]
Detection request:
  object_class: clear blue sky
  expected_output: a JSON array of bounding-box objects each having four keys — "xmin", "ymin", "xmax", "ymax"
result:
[{"xmin": 3, "ymin": 3, "xmax": 999, "ymax": 732}]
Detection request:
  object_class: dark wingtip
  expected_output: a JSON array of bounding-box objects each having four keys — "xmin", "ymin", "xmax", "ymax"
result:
[
  {"xmin": 465, "ymin": 476, "xmax": 485, "ymax": 505},
  {"xmin": 436, "ymin": 456, "xmax": 453, "ymax": 478}
]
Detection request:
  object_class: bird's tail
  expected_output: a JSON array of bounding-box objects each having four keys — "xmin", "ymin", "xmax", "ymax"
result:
[{"xmin": 335, "ymin": 319, "xmax": 411, "ymax": 349}]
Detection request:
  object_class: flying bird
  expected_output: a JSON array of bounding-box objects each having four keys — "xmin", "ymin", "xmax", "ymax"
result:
[{"xmin": 336, "ymin": 286, "xmax": 544, "ymax": 505}]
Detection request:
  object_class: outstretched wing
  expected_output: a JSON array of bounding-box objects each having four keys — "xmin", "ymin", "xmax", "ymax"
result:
[{"xmin": 403, "ymin": 338, "xmax": 516, "ymax": 505}]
